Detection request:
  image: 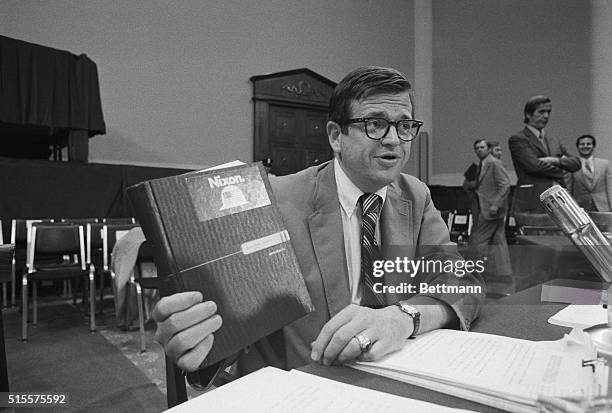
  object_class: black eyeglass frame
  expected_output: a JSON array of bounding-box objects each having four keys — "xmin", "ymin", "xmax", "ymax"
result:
[{"xmin": 344, "ymin": 117, "xmax": 424, "ymax": 142}]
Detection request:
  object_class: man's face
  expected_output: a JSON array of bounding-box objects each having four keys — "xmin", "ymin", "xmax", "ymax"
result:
[
  {"xmin": 577, "ymin": 137, "xmax": 595, "ymax": 158},
  {"xmin": 473, "ymin": 140, "xmax": 490, "ymax": 160},
  {"xmin": 526, "ymin": 102, "xmax": 552, "ymax": 130},
  {"xmin": 491, "ymin": 145, "xmax": 502, "ymax": 159},
  {"xmin": 327, "ymin": 91, "xmax": 413, "ymax": 192}
]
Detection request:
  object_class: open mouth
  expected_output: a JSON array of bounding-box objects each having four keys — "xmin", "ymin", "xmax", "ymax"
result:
[{"xmin": 378, "ymin": 153, "xmax": 399, "ymax": 161}]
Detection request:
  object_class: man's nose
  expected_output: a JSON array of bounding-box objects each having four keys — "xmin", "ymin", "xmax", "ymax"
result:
[{"xmin": 381, "ymin": 125, "xmax": 401, "ymax": 145}]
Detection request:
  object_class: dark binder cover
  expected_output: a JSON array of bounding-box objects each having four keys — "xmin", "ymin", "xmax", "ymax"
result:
[
  {"xmin": 463, "ymin": 163, "xmax": 478, "ymax": 181},
  {"xmin": 127, "ymin": 162, "xmax": 314, "ymax": 367}
]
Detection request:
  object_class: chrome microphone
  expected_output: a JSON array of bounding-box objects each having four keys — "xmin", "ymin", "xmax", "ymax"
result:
[{"xmin": 540, "ymin": 185, "xmax": 612, "ymax": 282}]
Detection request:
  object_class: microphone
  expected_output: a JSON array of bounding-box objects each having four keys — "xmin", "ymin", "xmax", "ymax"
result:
[{"xmin": 539, "ymin": 185, "xmax": 612, "ymax": 282}]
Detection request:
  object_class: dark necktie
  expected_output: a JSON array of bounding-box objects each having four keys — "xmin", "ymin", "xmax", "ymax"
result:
[{"xmin": 359, "ymin": 193, "xmax": 386, "ymax": 307}]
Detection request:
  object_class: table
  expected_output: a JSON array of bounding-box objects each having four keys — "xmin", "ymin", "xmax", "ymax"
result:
[
  {"xmin": 516, "ymin": 235, "xmax": 598, "ymax": 281},
  {"xmin": 300, "ymin": 285, "xmax": 571, "ymax": 412}
]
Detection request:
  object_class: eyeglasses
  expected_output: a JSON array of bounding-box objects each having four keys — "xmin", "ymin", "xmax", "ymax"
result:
[{"xmin": 344, "ymin": 118, "xmax": 424, "ymax": 142}]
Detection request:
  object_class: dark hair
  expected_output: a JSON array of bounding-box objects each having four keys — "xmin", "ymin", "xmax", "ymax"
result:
[
  {"xmin": 473, "ymin": 139, "xmax": 487, "ymax": 148},
  {"xmin": 576, "ymin": 134, "xmax": 596, "ymax": 147},
  {"xmin": 328, "ymin": 66, "xmax": 413, "ymax": 132},
  {"xmin": 523, "ymin": 95, "xmax": 551, "ymax": 123},
  {"xmin": 487, "ymin": 141, "xmax": 501, "ymax": 149}
]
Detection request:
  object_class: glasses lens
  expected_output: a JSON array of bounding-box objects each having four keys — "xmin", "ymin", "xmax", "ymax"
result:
[
  {"xmin": 397, "ymin": 120, "xmax": 420, "ymax": 141},
  {"xmin": 365, "ymin": 118, "xmax": 389, "ymax": 140}
]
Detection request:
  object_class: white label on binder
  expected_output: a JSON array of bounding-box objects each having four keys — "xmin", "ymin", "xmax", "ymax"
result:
[{"xmin": 241, "ymin": 231, "xmax": 290, "ymax": 255}]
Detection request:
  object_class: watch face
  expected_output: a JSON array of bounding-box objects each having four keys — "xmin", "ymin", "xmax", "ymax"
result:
[{"xmin": 400, "ymin": 304, "xmax": 419, "ymax": 316}]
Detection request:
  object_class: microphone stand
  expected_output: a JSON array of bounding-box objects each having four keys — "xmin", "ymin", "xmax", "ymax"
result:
[{"xmin": 540, "ymin": 185, "xmax": 612, "ymax": 355}]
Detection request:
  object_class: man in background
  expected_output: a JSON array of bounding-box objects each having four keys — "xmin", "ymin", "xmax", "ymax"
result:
[
  {"xmin": 462, "ymin": 141, "xmax": 484, "ymax": 243},
  {"xmin": 566, "ymin": 134, "xmax": 612, "ymax": 212},
  {"xmin": 489, "ymin": 141, "xmax": 503, "ymax": 160},
  {"xmin": 152, "ymin": 66, "xmax": 485, "ymax": 387},
  {"xmin": 508, "ymin": 96, "xmax": 580, "ymax": 214},
  {"xmin": 469, "ymin": 140, "xmax": 512, "ymax": 281}
]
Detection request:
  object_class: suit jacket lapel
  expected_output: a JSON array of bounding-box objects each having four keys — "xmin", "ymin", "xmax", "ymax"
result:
[
  {"xmin": 478, "ymin": 161, "xmax": 491, "ymax": 184},
  {"xmin": 524, "ymin": 127, "xmax": 547, "ymax": 155},
  {"xmin": 307, "ymin": 162, "xmax": 350, "ymax": 317},
  {"xmin": 593, "ymin": 158, "xmax": 602, "ymax": 187},
  {"xmin": 380, "ymin": 183, "xmax": 412, "ymax": 304}
]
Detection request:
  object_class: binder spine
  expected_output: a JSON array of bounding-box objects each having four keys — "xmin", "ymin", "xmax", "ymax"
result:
[{"xmin": 127, "ymin": 181, "xmax": 184, "ymax": 296}]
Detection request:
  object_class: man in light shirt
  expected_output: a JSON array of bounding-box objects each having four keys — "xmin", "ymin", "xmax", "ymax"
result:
[
  {"xmin": 152, "ymin": 66, "xmax": 485, "ymax": 388},
  {"xmin": 567, "ymin": 134, "xmax": 612, "ymax": 212}
]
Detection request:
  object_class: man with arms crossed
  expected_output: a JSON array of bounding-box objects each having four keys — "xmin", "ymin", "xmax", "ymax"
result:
[
  {"xmin": 153, "ymin": 67, "xmax": 485, "ymax": 384},
  {"xmin": 566, "ymin": 134, "xmax": 612, "ymax": 212},
  {"xmin": 508, "ymin": 96, "xmax": 580, "ymax": 214}
]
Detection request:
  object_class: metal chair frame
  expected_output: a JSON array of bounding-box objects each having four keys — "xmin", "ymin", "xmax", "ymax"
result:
[{"xmin": 21, "ymin": 223, "xmax": 95, "ymax": 341}]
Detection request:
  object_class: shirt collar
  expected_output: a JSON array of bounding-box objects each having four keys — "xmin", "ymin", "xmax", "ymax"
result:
[
  {"xmin": 526, "ymin": 125, "xmax": 544, "ymax": 139},
  {"xmin": 334, "ymin": 158, "xmax": 388, "ymax": 218}
]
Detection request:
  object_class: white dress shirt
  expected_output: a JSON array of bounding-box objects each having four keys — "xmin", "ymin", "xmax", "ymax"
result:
[{"xmin": 333, "ymin": 158, "xmax": 387, "ymax": 304}]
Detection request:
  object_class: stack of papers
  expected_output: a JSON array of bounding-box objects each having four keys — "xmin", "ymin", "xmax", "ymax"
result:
[
  {"xmin": 350, "ymin": 329, "xmax": 608, "ymax": 413},
  {"xmin": 548, "ymin": 304, "xmax": 607, "ymax": 330},
  {"xmin": 165, "ymin": 366, "xmax": 476, "ymax": 412}
]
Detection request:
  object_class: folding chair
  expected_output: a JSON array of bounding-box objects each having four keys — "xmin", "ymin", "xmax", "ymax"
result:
[
  {"xmin": 449, "ymin": 209, "xmax": 471, "ymax": 243},
  {"xmin": 10, "ymin": 219, "xmax": 54, "ymax": 307},
  {"xmin": 86, "ymin": 222, "xmax": 107, "ymax": 313},
  {"xmin": 102, "ymin": 217, "xmax": 137, "ymax": 224},
  {"xmin": 0, "ymin": 244, "xmax": 15, "ymax": 308},
  {"xmin": 21, "ymin": 223, "xmax": 95, "ymax": 341},
  {"xmin": 128, "ymin": 240, "xmax": 159, "ymax": 353},
  {"xmin": 61, "ymin": 218, "xmax": 99, "ymax": 224}
]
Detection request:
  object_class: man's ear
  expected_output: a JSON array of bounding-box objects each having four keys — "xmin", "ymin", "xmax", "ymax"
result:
[{"xmin": 327, "ymin": 121, "xmax": 342, "ymax": 155}]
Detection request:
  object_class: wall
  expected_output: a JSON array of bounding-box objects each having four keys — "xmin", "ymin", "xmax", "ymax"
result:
[
  {"xmin": 1, "ymin": 0, "xmax": 415, "ymax": 169},
  {"xmin": 430, "ymin": 0, "xmax": 591, "ymax": 185}
]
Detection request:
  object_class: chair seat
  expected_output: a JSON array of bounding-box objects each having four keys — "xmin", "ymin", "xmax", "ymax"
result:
[
  {"xmin": 136, "ymin": 278, "xmax": 159, "ymax": 290},
  {"xmin": 29, "ymin": 267, "xmax": 88, "ymax": 281}
]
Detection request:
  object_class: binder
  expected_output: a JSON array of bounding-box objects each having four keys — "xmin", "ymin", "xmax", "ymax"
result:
[{"xmin": 127, "ymin": 162, "xmax": 313, "ymax": 367}]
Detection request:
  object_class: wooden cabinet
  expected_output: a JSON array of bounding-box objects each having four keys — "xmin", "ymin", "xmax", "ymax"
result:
[{"xmin": 251, "ymin": 68, "xmax": 336, "ymax": 176}]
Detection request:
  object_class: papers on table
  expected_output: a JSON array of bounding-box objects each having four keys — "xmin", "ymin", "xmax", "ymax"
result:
[
  {"xmin": 548, "ymin": 305, "xmax": 608, "ymax": 330},
  {"xmin": 350, "ymin": 329, "xmax": 608, "ymax": 413},
  {"xmin": 164, "ymin": 366, "xmax": 476, "ymax": 413}
]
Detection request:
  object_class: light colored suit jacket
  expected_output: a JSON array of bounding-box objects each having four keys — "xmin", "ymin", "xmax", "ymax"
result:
[
  {"xmin": 233, "ymin": 161, "xmax": 485, "ymax": 373},
  {"xmin": 509, "ymin": 127, "xmax": 580, "ymax": 213},
  {"xmin": 476, "ymin": 154, "xmax": 511, "ymax": 221},
  {"xmin": 567, "ymin": 157, "xmax": 612, "ymax": 212}
]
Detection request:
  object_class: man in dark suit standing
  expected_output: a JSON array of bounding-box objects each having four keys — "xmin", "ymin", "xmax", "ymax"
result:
[
  {"xmin": 508, "ymin": 96, "xmax": 580, "ymax": 214},
  {"xmin": 470, "ymin": 140, "xmax": 512, "ymax": 278},
  {"xmin": 567, "ymin": 134, "xmax": 612, "ymax": 212}
]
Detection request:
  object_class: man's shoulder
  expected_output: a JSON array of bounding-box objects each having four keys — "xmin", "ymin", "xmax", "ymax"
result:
[
  {"xmin": 391, "ymin": 173, "xmax": 430, "ymax": 198},
  {"xmin": 509, "ymin": 127, "xmax": 529, "ymax": 141},
  {"xmin": 268, "ymin": 162, "xmax": 329, "ymax": 204}
]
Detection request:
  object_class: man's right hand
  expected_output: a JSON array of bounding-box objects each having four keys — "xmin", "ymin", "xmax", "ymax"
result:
[{"xmin": 152, "ymin": 291, "xmax": 222, "ymax": 372}]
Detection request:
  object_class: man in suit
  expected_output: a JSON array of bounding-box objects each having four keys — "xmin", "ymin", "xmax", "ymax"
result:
[
  {"xmin": 470, "ymin": 140, "xmax": 512, "ymax": 278},
  {"xmin": 152, "ymin": 67, "xmax": 485, "ymax": 384},
  {"xmin": 567, "ymin": 134, "xmax": 612, "ymax": 212},
  {"xmin": 508, "ymin": 96, "xmax": 580, "ymax": 214},
  {"xmin": 462, "ymin": 141, "xmax": 483, "ymax": 245}
]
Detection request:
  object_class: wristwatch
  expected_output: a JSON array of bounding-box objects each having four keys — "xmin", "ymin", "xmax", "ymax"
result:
[{"xmin": 396, "ymin": 302, "xmax": 421, "ymax": 338}]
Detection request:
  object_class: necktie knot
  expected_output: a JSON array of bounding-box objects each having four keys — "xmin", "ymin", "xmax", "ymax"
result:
[{"xmin": 359, "ymin": 193, "xmax": 382, "ymax": 219}]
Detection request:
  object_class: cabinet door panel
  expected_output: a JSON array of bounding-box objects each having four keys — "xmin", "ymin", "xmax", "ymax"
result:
[
  {"xmin": 271, "ymin": 147, "xmax": 303, "ymax": 176},
  {"xmin": 269, "ymin": 107, "xmax": 298, "ymax": 143}
]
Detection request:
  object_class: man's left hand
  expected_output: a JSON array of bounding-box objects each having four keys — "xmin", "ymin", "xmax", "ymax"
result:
[{"xmin": 310, "ymin": 304, "xmax": 412, "ymax": 366}]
